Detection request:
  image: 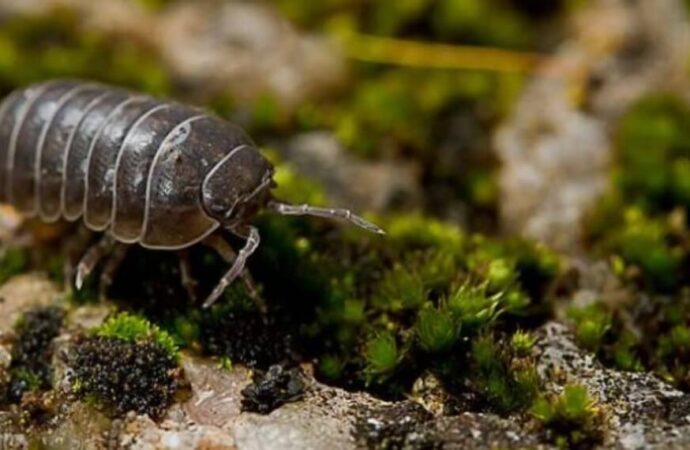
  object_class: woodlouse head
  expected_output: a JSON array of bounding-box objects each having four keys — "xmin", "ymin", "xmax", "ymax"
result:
[{"xmin": 201, "ymin": 145, "xmax": 275, "ymax": 227}]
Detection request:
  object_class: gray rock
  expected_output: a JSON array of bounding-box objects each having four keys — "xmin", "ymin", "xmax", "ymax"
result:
[
  {"xmin": 158, "ymin": 2, "xmax": 347, "ymax": 112},
  {"xmin": 535, "ymin": 322, "xmax": 690, "ymax": 449}
]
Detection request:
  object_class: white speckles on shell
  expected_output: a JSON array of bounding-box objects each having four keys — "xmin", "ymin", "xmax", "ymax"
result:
[{"xmin": 168, "ymin": 121, "xmax": 192, "ymax": 146}]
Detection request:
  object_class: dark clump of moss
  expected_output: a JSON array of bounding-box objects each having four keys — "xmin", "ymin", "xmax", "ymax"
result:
[
  {"xmin": 5, "ymin": 306, "xmax": 64, "ymax": 404},
  {"xmin": 353, "ymin": 401, "xmax": 440, "ymax": 450},
  {"xmin": 67, "ymin": 312, "xmax": 183, "ymax": 418},
  {"xmin": 70, "ymin": 335, "xmax": 184, "ymax": 419},
  {"xmin": 240, "ymin": 364, "xmax": 306, "ymax": 414},
  {"xmin": 531, "ymin": 384, "xmax": 606, "ymax": 449},
  {"xmin": 199, "ymin": 307, "xmax": 298, "ymax": 369}
]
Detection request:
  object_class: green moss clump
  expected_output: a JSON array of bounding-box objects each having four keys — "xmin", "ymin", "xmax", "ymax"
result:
[
  {"xmin": 531, "ymin": 384, "xmax": 606, "ymax": 449},
  {"xmin": 364, "ymin": 332, "xmax": 401, "ymax": 383},
  {"xmin": 567, "ymin": 304, "xmax": 611, "ymax": 353},
  {"xmin": 600, "ymin": 208, "xmax": 682, "ymax": 292},
  {"xmin": 565, "ymin": 302, "xmax": 643, "ymax": 374},
  {"xmin": 415, "ymin": 306, "xmax": 459, "ymax": 354},
  {"xmin": 511, "ymin": 330, "xmax": 537, "ymax": 357},
  {"xmin": 446, "ymin": 283, "xmax": 502, "ymax": 332},
  {"xmin": 586, "ymin": 95, "xmax": 690, "ymax": 293},
  {"xmin": 615, "ymin": 96, "xmax": 690, "ymax": 211},
  {"xmin": 470, "ymin": 335, "xmax": 540, "ymax": 414},
  {"xmin": 95, "ymin": 312, "xmax": 179, "ymax": 359},
  {"xmin": 271, "ymin": 159, "xmax": 328, "ymax": 207},
  {"xmin": 5, "ymin": 306, "xmax": 64, "ymax": 404},
  {"xmin": 639, "ymin": 296, "xmax": 690, "ymax": 388},
  {"xmin": 0, "ymin": 247, "xmax": 28, "ymax": 285}
]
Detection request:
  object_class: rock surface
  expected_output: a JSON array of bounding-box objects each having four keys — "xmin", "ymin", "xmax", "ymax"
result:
[{"xmin": 536, "ymin": 322, "xmax": 690, "ymax": 449}]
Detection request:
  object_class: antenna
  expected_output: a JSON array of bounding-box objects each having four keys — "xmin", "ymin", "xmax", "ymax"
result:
[{"xmin": 267, "ymin": 201, "xmax": 385, "ymax": 235}]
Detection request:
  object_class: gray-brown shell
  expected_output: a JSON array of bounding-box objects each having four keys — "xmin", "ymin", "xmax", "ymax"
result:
[{"xmin": 0, "ymin": 80, "xmax": 256, "ymax": 249}]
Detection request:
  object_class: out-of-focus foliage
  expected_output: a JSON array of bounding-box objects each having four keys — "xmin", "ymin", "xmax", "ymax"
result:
[
  {"xmin": 582, "ymin": 93, "xmax": 690, "ymax": 389},
  {"xmin": 531, "ymin": 384, "xmax": 606, "ymax": 449},
  {"xmin": 0, "ymin": 7, "xmax": 170, "ymax": 95}
]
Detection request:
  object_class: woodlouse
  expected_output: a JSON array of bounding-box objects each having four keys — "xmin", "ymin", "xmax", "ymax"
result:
[{"xmin": 0, "ymin": 80, "xmax": 383, "ymax": 306}]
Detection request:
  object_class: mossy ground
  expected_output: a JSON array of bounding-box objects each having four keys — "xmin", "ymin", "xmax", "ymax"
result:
[
  {"xmin": 3, "ymin": 306, "xmax": 64, "ymax": 405},
  {"xmin": 0, "ymin": 0, "xmax": 659, "ymax": 446},
  {"xmin": 573, "ymin": 93, "xmax": 690, "ymax": 392}
]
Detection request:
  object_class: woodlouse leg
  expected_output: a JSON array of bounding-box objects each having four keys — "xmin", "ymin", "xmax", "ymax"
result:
[
  {"xmin": 63, "ymin": 226, "xmax": 93, "ymax": 292},
  {"xmin": 267, "ymin": 201, "xmax": 385, "ymax": 235},
  {"xmin": 202, "ymin": 233, "xmax": 265, "ymax": 312},
  {"xmin": 75, "ymin": 235, "xmax": 114, "ymax": 290},
  {"xmin": 177, "ymin": 249, "xmax": 198, "ymax": 303},
  {"xmin": 98, "ymin": 243, "xmax": 128, "ymax": 300},
  {"xmin": 203, "ymin": 226, "xmax": 261, "ymax": 309}
]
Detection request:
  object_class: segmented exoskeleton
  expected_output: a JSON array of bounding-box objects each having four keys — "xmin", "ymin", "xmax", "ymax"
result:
[{"xmin": 0, "ymin": 80, "xmax": 383, "ymax": 306}]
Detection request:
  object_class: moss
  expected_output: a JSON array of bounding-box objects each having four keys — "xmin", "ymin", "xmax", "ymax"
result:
[
  {"xmin": 0, "ymin": 247, "xmax": 28, "ymax": 285},
  {"xmin": 567, "ymin": 304, "xmax": 611, "ymax": 353},
  {"xmin": 615, "ymin": 95, "xmax": 690, "ymax": 211},
  {"xmin": 511, "ymin": 330, "xmax": 537, "ymax": 357},
  {"xmin": 373, "ymin": 263, "xmax": 426, "ymax": 313},
  {"xmin": 610, "ymin": 208, "xmax": 681, "ymax": 292},
  {"xmin": 95, "ymin": 312, "xmax": 179, "ymax": 359},
  {"xmin": 5, "ymin": 306, "xmax": 64, "ymax": 404},
  {"xmin": 70, "ymin": 335, "xmax": 184, "ymax": 419},
  {"xmin": 415, "ymin": 306, "xmax": 459, "ymax": 354},
  {"xmin": 531, "ymin": 384, "xmax": 605, "ymax": 449},
  {"xmin": 469, "ymin": 335, "xmax": 540, "ymax": 414},
  {"xmin": 198, "ymin": 305, "xmax": 297, "ymax": 369},
  {"xmin": 271, "ymin": 159, "xmax": 328, "ymax": 207},
  {"xmin": 586, "ymin": 94, "xmax": 690, "ymax": 293},
  {"xmin": 431, "ymin": 0, "xmax": 534, "ymax": 48},
  {"xmin": 241, "ymin": 209, "xmax": 558, "ymax": 398},
  {"xmin": 364, "ymin": 332, "xmax": 401, "ymax": 383},
  {"xmin": 446, "ymin": 283, "xmax": 502, "ymax": 332},
  {"xmin": 217, "ymin": 356, "xmax": 233, "ymax": 371},
  {"xmin": 385, "ymin": 215, "xmax": 465, "ymax": 253}
]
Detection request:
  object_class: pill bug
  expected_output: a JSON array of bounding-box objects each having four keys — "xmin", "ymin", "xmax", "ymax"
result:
[{"xmin": 0, "ymin": 80, "xmax": 383, "ymax": 306}]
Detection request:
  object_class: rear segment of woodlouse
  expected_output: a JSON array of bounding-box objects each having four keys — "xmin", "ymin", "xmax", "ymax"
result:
[{"xmin": 0, "ymin": 79, "xmax": 384, "ymax": 307}]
